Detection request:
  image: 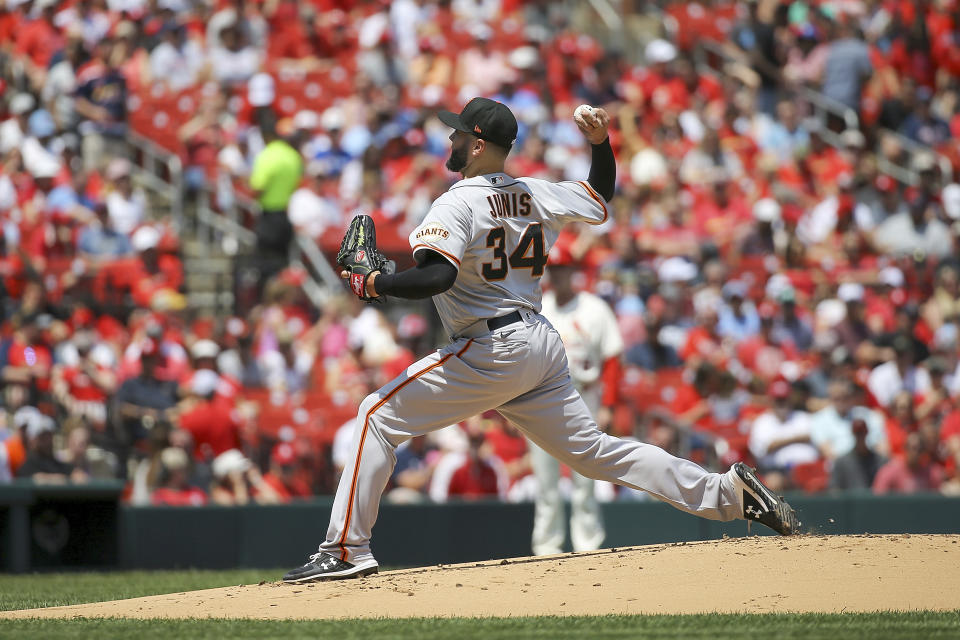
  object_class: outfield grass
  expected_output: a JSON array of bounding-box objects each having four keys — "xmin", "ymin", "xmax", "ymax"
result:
[
  {"xmin": 0, "ymin": 612, "xmax": 958, "ymax": 639},
  {"xmin": 0, "ymin": 571, "xmax": 957, "ymax": 639}
]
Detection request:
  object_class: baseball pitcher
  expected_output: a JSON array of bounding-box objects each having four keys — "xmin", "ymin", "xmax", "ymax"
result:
[{"xmin": 284, "ymin": 98, "xmax": 799, "ymax": 583}]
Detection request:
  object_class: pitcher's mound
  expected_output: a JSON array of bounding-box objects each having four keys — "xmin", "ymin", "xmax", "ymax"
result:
[{"xmin": 6, "ymin": 534, "xmax": 960, "ymax": 619}]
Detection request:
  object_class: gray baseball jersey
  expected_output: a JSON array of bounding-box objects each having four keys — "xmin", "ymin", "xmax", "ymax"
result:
[
  {"xmin": 408, "ymin": 173, "xmax": 608, "ymax": 336},
  {"xmin": 318, "ymin": 171, "xmax": 745, "ymax": 570}
]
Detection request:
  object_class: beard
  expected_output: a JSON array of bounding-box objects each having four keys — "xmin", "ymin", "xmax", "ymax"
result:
[{"xmin": 445, "ymin": 145, "xmax": 468, "ymax": 173}]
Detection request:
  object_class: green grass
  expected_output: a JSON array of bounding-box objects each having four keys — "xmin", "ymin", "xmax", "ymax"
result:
[
  {"xmin": 0, "ymin": 612, "xmax": 958, "ymax": 639},
  {"xmin": 0, "ymin": 568, "xmax": 282, "ymax": 612},
  {"xmin": 0, "ymin": 571, "xmax": 957, "ymax": 639}
]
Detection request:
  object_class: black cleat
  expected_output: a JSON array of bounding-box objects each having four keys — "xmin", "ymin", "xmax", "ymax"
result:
[
  {"xmin": 732, "ymin": 462, "xmax": 801, "ymax": 536},
  {"xmin": 282, "ymin": 552, "xmax": 379, "ymax": 583}
]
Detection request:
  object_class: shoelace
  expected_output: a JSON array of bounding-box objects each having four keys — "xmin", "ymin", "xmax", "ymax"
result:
[{"xmin": 308, "ymin": 552, "xmax": 327, "ymax": 564}]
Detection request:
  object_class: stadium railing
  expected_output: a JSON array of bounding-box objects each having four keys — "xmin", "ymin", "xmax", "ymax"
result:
[
  {"xmin": 128, "ymin": 130, "xmax": 184, "ymax": 223},
  {"xmin": 128, "ymin": 130, "xmax": 338, "ymax": 310}
]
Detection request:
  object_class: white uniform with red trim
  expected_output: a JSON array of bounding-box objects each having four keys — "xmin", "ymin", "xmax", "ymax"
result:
[
  {"xmin": 530, "ymin": 290, "xmax": 623, "ymax": 555},
  {"xmin": 319, "ymin": 172, "xmax": 744, "ymax": 570}
]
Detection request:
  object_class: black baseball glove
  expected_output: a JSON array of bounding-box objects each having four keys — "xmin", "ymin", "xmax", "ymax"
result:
[{"xmin": 336, "ymin": 215, "xmax": 395, "ymax": 302}]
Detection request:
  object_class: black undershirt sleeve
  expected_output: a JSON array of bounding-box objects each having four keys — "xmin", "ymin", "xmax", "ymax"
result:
[
  {"xmin": 373, "ymin": 251, "xmax": 458, "ymax": 299},
  {"xmin": 587, "ymin": 137, "xmax": 616, "ymax": 202}
]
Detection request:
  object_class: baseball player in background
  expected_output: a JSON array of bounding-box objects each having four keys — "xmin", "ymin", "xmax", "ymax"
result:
[
  {"xmin": 530, "ymin": 240, "xmax": 622, "ymax": 555},
  {"xmin": 284, "ymin": 98, "xmax": 800, "ymax": 583}
]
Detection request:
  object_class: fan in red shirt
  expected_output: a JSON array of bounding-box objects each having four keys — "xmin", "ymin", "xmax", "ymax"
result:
[
  {"xmin": 151, "ymin": 447, "xmax": 208, "ymax": 507},
  {"xmin": 736, "ymin": 302, "xmax": 799, "ymax": 382},
  {"xmin": 15, "ymin": 0, "xmax": 64, "ymax": 77},
  {"xmin": 4, "ymin": 313, "xmax": 54, "ymax": 394},
  {"xmin": 176, "ymin": 370, "xmax": 242, "ymax": 463},
  {"xmin": 127, "ymin": 226, "xmax": 184, "ymax": 309},
  {"xmin": 260, "ymin": 442, "xmax": 312, "ymax": 501},
  {"xmin": 445, "ymin": 417, "xmax": 503, "ymax": 500},
  {"xmin": 680, "ymin": 305, "xmax": 730, "ymax": 369},
  {"xmin": 481, "ymin": 410, "xmax": 530, "ymax": 488},
  {"xmin": 689, "ymin": 180, "xmax": 752, "ymax": 247},
  {"xmin": 51, "ymin": 331, "xmax": 117, "ymax": 431}
]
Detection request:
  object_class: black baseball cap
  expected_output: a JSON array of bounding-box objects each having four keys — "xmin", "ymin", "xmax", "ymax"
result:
[{"xmin": 438, "ymin": 97, "xmax": 518, "ymax": 150}]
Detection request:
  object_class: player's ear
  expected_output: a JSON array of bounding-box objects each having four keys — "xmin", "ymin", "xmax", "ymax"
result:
[{"xmin": 473, "ymin": 137, "xmax": 485, "ymax": 157}]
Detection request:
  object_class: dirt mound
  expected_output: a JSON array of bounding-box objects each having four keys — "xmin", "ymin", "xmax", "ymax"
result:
[{"xmin": 5, "ymin": 534, "xmax": 959, "ymax": 619}]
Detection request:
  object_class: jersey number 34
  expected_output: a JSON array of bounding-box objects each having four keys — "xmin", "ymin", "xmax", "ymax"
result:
[{"xmin": 482, "ymin": 223, "xmax": 548, "ymax": 281}]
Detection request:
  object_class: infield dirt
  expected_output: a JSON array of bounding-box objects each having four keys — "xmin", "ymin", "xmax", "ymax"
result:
[{"xmin": 4, "ymin": 534, "xmax": 959, "ymax": 619}]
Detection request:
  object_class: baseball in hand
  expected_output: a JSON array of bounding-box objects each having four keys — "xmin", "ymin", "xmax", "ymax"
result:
[{"xmin": 574, "ymin": 104, "xmax": 609, "ymax": 144}]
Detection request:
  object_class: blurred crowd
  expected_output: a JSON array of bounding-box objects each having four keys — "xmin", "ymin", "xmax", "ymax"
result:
[{"xmin": 2, "ymin": 0, "xmax": 960, "ymax": 506}]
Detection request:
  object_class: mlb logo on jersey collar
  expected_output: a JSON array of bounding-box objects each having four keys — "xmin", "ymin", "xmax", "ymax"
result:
[{"xmin": 490, "ymin": 176, "xmax": 504, "ymax": 185}]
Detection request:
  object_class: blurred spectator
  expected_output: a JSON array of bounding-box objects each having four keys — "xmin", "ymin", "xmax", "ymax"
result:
[
  {"xmin": 104, "ymin": 158, "xmax": 144, "ymax": 236},
  {"xmin": 16, "ymin": 0, "xmax": 64, "ymax": 85},
  {"xmin": 386, "ymin": 435, "xmax": 434, "ymax": 503},
  {"xmin": 738, "ymin": 198, "xmax": 780, "ymax": 257},
  {"xmin": 51, "ymin": 329, "xmax": 117, "ymax": 433},
  {"xmin": 209, "ymin": 448, "xmax": 281, "ymax": 505},
  {"xmin": 217, "ymin": 330, "xmax": 265, "ymax": 389},
  {"xmin": 625, "ymin": 295, "xmax": 682, "ymax": 371},
  {"xmin": 112, "ymin": 339, "xmax": 179, "ymax": 458},
  {"xmin": 430, "ymin": 417, "xmax": 506, "ymax": 502},
  {"xmin": 0, "ymin": 93, "xmax": 35, "ymax": 155},
  {"xmin": 717, "ymin": 280, "xmax": 760, "ymax": 342},
  {"xmin": 150, "ymin": 21, "xmax": 205, "ymax": 92},
  {"xmin": 129, "ymin": 226, "xmax": 184, "ymax": 309},
  {"xmin": 78, "ymin": 204, "xmax": 133, "ymax": 261},
  {"xmin": 748, "ymin": 380, "xmax": 819, "ymax": 491},
  {"xmin": 176, "ymin": 369, "xmax": 240, "ymax": 464},
  {"xmin": 177, "ymin": 96, "xmax": 228, "ymax": 194},
  {"xmin": 757, "ymin": 100, "xmax": 810, "ymax": 163},
  {"xmin": 771, "ymin": 288, "xmax": 814, "ymax": 352},
  {"xmin": 821, "ymin": 19, "xmax": 872, "ymax": 115},
  {"xmin": 873, "ymin": 194, "xmax": 952, "ymax": 259},
  {"xmin": 16, "ymin": 413, "xmax": 81, "ymax": 483},
  {"xmin": 209, "ymin": 20, "xmax": 262, "ymax": 86},
  {"xmin": 3, "ymin": 313, "xmax": 54, "ymax": 400},
  {"xmin": 831, "ymin": 418, "xmax": 885, "ymax": 491},
  {"xmin": 810, "ymin": 380, "xmax": 887, "ymax": 461},
  {"xmin": 21, "ymin": 109, "xmax": 61, "ymax": 178},
  {"xmin": 736, "ymin": 301, "xmax": 799, "ymax": 382},
  {"xmin": 872, "ymin": 432, "xmax": 944, "ymax": 494},
  {"xmin": 74, "ymin": 36, "xmax": 128, "ymax": 172},
  {"xmin": 43, "ymin": 27, "xmax": 86, "ymax": 132},
  {"xmin": 151, "ymin": 447, "xmax": 207, "ymax": 506},
  {"xmin": 261, "ymin": 331, "xmax": 315, "ymax": 394},
  {"xmin": 867, "ymin": 334, "xmax": 931, "ymax": 409},
  {"xmin": 58, "ymin": 425, "xmax": 115, "ymax": 480},
  {"xmin": 260, "ymin": 442, "xmax": 311, "ymax": 501},
  {"xmin": 287, "ymin": 160, "xmax": 341, "ymax": 240}
]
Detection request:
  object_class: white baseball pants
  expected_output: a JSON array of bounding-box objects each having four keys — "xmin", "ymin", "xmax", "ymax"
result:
[
  {"xmin": 529, "ymin": 439, "xmax": 606, "ymax": 555},
  {"xmin": 529, "ymin": 379, "xmax": 606, "ymax": 555},
  {"xmin": 320, "ymin": 312, "xmax": 742, "ymax": 566}
]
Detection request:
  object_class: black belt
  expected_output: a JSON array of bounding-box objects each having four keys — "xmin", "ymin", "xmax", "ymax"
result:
[{"xmin": 487, "ymin": 310, "xmax": 523, "ymax": 332}]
